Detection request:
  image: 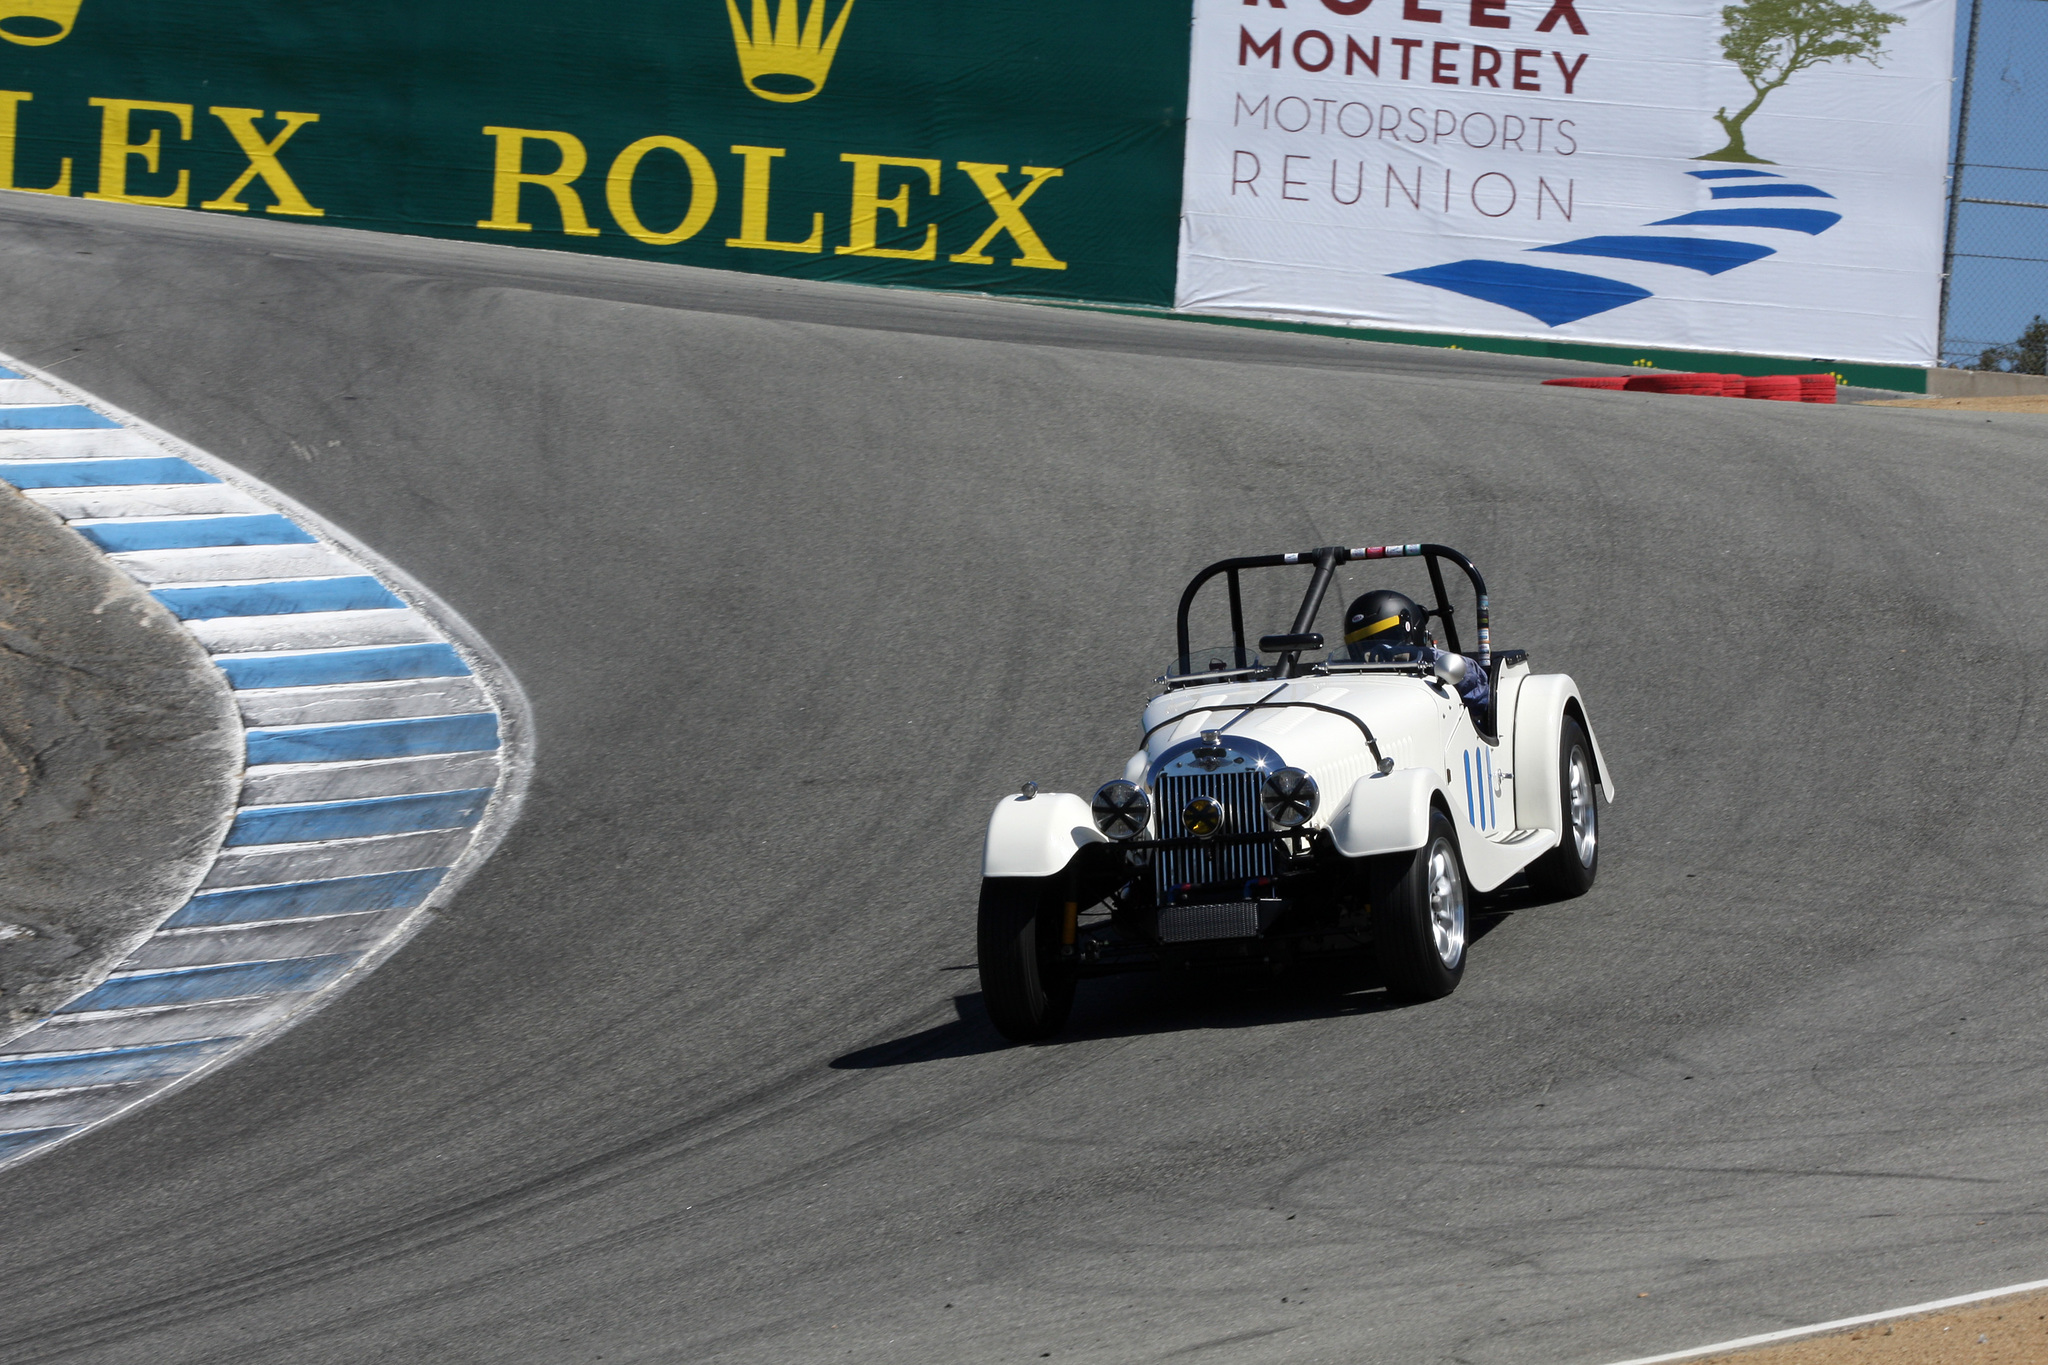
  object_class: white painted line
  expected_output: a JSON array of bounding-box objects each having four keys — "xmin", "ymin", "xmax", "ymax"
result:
[
  {"xmin": 1598, "ymin": 1277, "xmax": 2048, "ymax": 1364},
  {"xmin": 0, "ymin": 428, "xmax": 162, "ymax": 460},
  {"xmin": 120, "ymin": 920, "xmax": 394, "ymax": 962},
  {"xmin": 0, "ymin": 377, "xmax": 68, "ymax": 403},
  {"xmin": 185, "ymin": 607, "xmax": 436, "ymax": 653},
  {"xmin": 26, "ymin": 483, "xmax": 270, "ymax": 519},
  {"xmin": 233, "ymin": 675, "xmax": 491, "ymax": 727},
  {"xmin": 198, "ymin": 828, "xmax": 475, "ymax": 888},
  {"xmin": 109, "ymin": 543, "xmax": 358, "ymax": 584},
  {"xmin": 240, "ymin": 751, "xmax": 502, "ymax": 804},
  {"xmin": 0, "ymin": 1089, "xmax": 155, "ymax": 1128},
  {"xmin": 118, "ymin": 914, "xmax": 400, "ymax": 971},
  {"xmin": 21, "ymin": 998, "xmax": 304, "ymax": 1048}
]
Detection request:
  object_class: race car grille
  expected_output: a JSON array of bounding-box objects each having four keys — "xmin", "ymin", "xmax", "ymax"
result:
[{"xmin": 1151, "ymin": 770, "xmax": 1274, "ymax": 906}]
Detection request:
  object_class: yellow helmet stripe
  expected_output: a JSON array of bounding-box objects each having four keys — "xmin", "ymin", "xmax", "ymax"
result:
[{"xmin": 1344, "ymin": 614, "xmax": 1403, "ymax": 644}]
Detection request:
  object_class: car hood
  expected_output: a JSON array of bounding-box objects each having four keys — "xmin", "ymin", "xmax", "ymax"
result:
[{"xmin": 1139, "ymin": 676, "xmax": 1446, "ymax": 825}]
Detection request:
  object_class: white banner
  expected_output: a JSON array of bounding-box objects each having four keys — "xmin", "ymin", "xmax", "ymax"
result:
[{"xmin": 1176, "ymin": 0, "xmax": 1956, "ymax": 365}]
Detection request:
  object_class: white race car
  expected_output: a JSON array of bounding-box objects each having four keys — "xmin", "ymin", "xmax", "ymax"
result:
[{"xmin": 978, "ymin": 543, "xmax": 1615, "ymax": 1041}]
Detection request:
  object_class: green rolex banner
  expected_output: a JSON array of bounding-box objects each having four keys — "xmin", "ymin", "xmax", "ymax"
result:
[{"xmin": 0, "ymin": 0, "xmax": 1191, "ymax": 306}]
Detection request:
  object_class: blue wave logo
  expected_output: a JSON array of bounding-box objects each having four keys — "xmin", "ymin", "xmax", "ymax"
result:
[{"xmin": 1389, "ymin": 169, "xmax": 1841, "ymax": 326}]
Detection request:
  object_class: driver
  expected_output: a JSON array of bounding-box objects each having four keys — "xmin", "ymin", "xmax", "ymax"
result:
[{"xmin": 1343, "ymin": 589, "xmax": 1490, "ymax": 713}]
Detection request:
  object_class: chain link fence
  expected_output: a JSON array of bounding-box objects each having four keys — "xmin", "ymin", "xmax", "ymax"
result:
[{"xmin": 1941, "ymin": 0, "xmax": 2048, "ymax": 370}]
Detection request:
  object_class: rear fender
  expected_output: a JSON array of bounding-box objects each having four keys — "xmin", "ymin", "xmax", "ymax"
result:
[
  {"xmin": 1512, "ymin": 674, "xmax": 1616, "ymax": 837},
  {"xmin": 982, "ymin": 792, "xmax": 1107, "ymax": 879},
  {"xmin": 1328, "ymin": 767, "xmax": 1437, "ymax": 857}
]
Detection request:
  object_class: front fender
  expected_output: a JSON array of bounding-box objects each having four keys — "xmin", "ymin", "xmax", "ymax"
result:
[
  {"xmin": 1328, "ymin": 767, "xmax": 1436, "ymax": 857},
  {"xmin": 982, "ymin": 792, "xmax": 1107, "ymax": 879}
]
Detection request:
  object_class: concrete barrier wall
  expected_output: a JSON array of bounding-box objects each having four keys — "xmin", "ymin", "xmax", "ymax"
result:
[{"xmin": 1925, "ymin": 368, "xmax": 2048, "ymax": 398}]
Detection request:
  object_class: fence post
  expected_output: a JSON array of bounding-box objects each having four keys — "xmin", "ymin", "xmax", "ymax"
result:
[{"xmin": 1939, "ymin": 0, "xmax": 1985, "ymax": 364}]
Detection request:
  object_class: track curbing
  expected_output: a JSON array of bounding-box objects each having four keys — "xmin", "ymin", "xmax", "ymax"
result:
[{"xmin": 0, "ymin": 349, "xmax": 533, "ymax": 1173}]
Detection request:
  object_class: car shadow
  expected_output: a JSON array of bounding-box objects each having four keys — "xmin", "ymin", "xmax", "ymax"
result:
[{"xmin": 831, "ymin": 896, "xmax": 1528, "ymax": 1070}]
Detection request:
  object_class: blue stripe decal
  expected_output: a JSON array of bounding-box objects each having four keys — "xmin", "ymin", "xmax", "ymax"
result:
[
  {"xmin": 0, "ymin": 365, "xmax": 20, "ymax": 378},
  {"xmin": 1708, "ymin": 183, "xmax": 1834, "ymax": 199},
  {"xmin": 1463, "ymin": 750, "xmax": 1476, "ymax": 826},
  {"xmin": 1650, "ymin": 208, "xmax": 1842, "ymax": 235},
  {"xmin": 151, "ymin": 576, "xmax": 403, "ymax": 621},
  {"xmin": 1688, "ymin": 169, "xmax": 1782, "ymax": 179},
  {"xmin": 1530, "ymin": 235, "xmax": 1775, "ymax": 276},
  {"xmin": 213, "ymin": 642, "xmax": 470, "ymax": 689},
  {"xmin": 245, "ymin": 712, "xmax": 500, "ymax": 765},
  {"xmin": 75, "ymin": 514, "xmax": 316, "ymax": 553},
  {"xmin": 0, "ymin": 1037, "xmax": 237, "ymax": 1092},
  {"xmin": 59, "ymin": 955, "xmax": 358, "ymax": 1013},
  {"xmin": 0, "ymin": 457, "xmax": 218, "ymax": 488},
  {"xmin": 0, "ymin": 1128, "xmax": 77, "ymax": 1160},
  {"xmin": 1388, "ymin": 260, "xmax": 1652, "ymax": 326},
  {"xmin": 0, "ymin": 405, "xmax": 121, "ymax": 430},
  {"xmin": 165, "ymin": 868, "xmax": 449, "ymax": 928},
  {"xmin": 226, "ymin": 788, "xmax": 492, "ymax": 847}
]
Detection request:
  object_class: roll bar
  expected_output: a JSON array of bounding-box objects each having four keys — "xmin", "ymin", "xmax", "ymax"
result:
[{"xmin": 1173, "ymin": 543, "xmax": 1491, "ymax": 676}]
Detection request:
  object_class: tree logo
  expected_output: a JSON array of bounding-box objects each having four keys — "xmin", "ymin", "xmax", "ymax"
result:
[
  {"xmin": 0, "ymin": 0, "xmax": 83, "ymax": 46},
  {"xmin": 726, "ymin": 0, "xmax": 857, "ymax": 104},
  {"xmin": 1705, "ymin": 0, "xmax": 1904, "ymax": 162}
]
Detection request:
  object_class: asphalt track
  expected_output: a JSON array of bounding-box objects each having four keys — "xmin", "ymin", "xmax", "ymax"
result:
[{"xmin": 0, "ymin": 194, "xmax": 2043, "ymax": 1365}]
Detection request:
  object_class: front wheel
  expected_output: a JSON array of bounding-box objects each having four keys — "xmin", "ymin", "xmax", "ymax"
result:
[
  {"xmin": 1527, "ymin": 715, "xmax": 1599, "ymax": 899},
  {"xmin": 1373, "ymin": 809, "xmax": 1469, "ymax": 1003},
  {"xmin": 977, "ymin": 877, "xmax": 1075, "ymax": 1042}
]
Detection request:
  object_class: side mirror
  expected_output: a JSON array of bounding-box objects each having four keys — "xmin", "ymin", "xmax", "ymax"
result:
[
  {"xmin": 1434, "ymin": 652, "xmax": 1470, "ymax": 686},
  {"xmin": 1259, "ymin": 632, "xmax": 1325, "ymax": 653}
]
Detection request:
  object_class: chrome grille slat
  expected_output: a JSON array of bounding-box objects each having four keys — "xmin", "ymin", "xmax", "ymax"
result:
[{"xmin": 1152, "ymin": 770, "xmax": 1274, "ymax": 907}]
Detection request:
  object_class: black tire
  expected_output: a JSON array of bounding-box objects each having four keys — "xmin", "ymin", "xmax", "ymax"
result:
[
  {"xmin": 1374, "ymin": 808, "xmax": 1469, "ymax": 1003},
  {"xmin": 1527, "ymin": 715, "xmax": 1600, "ymax": 899},
  {"xmin": 977, "ymin": 877, "xmax": 1075, "ymax": 1042}
]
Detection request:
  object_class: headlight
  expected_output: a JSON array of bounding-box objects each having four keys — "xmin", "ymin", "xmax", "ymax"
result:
[
  {"xmin": 1092, "ymin": 779, "xmax": 1151, "ymax": 840},
  {"xmin": 1260, "ymin": 767, "xmax": 1319, "ymax": 828},
  {"xmin": 1182, "ymin": 794, "xmax": 1226, "ymax": 839}
]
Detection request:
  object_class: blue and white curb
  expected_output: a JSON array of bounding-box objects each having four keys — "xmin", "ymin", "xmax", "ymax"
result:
[{"xmin": 0, "ymin": 352, "xmax": 532, "ymax": 1172}]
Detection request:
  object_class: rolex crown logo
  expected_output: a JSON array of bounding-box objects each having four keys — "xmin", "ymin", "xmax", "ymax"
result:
[
  {"xmin": 725, "ymin": 0, "xmax": 856, "ymax": 104},
  {"xmin": 0, "ymin": 0, "xmax": 84, "ymax": 45}
]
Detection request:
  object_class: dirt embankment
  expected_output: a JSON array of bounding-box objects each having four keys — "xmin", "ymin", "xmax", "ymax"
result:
[
  {"xmin": 1863, "ymin": 395, "xmax": 2048, "ymax": 413},
  {"xmin": 1686, "ymin": 1289, "xmax": 2048, "ymax": 1364},
  {"xmin": 0, "ymin": 484, "xmax": 239, "ymax": 1045}
]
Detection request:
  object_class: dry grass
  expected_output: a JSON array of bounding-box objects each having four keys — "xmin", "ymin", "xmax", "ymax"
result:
[
  {"xmin": 1861, "ymin": 395, "xmax": 2048, "ymax": 413},
  {"xmin": 1679, "ymin": 1289, "xmax": 2048, "ymax": 1364}
]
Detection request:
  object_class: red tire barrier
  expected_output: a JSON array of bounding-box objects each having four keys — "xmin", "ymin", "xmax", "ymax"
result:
[
  {"xmin": 1742, "ymin": 375, "xmax": 1803, "ymax": 402},
  {"xmin": 1545, "ymin": 371, "xmax": 1840, "ymax": 403},
  {"xmin": 1625, "ymin": 373, "xmax": 1724, "ymax": 395}
]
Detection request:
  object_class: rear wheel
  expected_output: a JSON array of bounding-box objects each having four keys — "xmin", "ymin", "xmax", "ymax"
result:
[
  {"xmin": 977, "ymin": 877, "xmax": 1075, "ymax": 1042},
  {"xmin": 1527, "ymin": 715, "xmax": 1599, "ymax": 899},
  {"xmin": 1374, "ymin": 809, "xmax": 1469, "ymax": 1003}
]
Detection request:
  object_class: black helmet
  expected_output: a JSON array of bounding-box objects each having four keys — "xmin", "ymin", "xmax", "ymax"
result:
[{"xmin": 1343, "ymin": 589, "xmax": 1428, "ymax": 661}]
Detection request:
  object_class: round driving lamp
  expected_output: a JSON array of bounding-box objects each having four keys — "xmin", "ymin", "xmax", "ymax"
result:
[
  {"xmin": 1091, "ymin": 780, "xmax": 1151, "ymax": 840},
  {"xmin": 1260, "ymin": 767, "xmax": 1319, "ymax": 828},
  {"xmin": 1181, "ymin": 794, "xmax": 1227, "ymax": 839}
]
